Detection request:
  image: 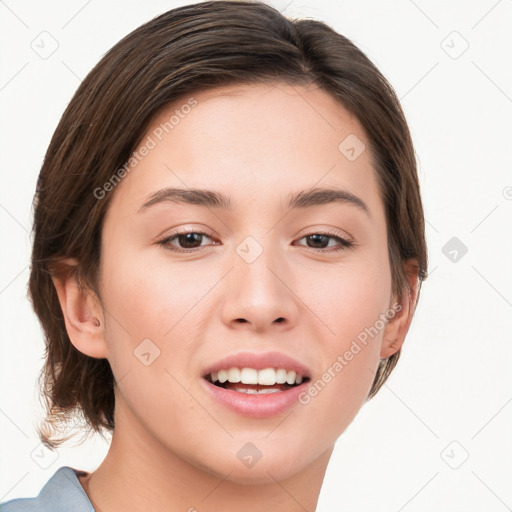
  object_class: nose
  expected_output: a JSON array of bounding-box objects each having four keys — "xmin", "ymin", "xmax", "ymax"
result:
[{"xmin": 220, "ymin": 241, "xmax": 300, "ymax": 334}]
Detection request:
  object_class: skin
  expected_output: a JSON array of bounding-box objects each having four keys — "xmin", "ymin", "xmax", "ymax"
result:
[{"xmin": 52, "ymin": 82, "xmax": 418, "ymax": 511}]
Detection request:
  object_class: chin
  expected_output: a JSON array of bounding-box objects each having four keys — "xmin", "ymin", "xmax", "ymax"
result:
[{"xmin": 184, "ymin": 438, "xmax": 315, "ymax": 485}]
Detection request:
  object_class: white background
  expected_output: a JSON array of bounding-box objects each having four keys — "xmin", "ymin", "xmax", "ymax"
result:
[{"xmin": 1, "ymin": 1, "xmax": 511, "ymax": 510}]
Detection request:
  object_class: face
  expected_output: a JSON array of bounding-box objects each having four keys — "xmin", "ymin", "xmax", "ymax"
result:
[{"xmin": 97, "ymin": 82, "xmax": 396, "ymax": 484}]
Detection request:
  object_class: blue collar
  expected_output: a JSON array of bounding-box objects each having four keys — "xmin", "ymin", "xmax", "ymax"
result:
[{"xmin": 1, "ymin": 466, "xmax": 95, "ymax": 512}]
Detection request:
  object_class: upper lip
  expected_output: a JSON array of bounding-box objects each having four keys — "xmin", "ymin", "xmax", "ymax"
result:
[{"xmin": 202, "ymin": 351, "xmax": 311, "ymax": 378}]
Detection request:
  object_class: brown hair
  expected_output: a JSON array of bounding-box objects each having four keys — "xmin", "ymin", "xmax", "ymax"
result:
[{"xmin": 29, "ymin": 0, "xmax": 427, "ymax": 449}]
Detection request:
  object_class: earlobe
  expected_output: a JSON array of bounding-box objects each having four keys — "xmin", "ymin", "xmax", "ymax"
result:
[
  {"xmin": 380, "ymin": 259, "xmax": 421, "ymax": 359},
  {"xmin": 51, "ymin": 258, "xmax": 109, "ymax": 359}
]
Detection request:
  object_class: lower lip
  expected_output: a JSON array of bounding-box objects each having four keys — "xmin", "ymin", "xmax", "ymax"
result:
[{"xmin": 200, "ymin": 378, "xmax": 308, "ymax": 418}]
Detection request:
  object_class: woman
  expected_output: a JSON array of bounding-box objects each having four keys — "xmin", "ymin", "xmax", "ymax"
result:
[{"xmin": 1, "ymin": 1, "xmax": 427, "ymax": 510}]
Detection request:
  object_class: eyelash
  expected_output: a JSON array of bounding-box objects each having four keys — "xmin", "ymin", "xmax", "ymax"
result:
[{"xmin": 157, "ymin": 228, "xmax": 354, "ymax": 253}]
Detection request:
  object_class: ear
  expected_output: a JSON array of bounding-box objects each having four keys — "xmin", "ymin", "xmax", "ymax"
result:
[
  {"xmin": 380, "ymin": 259, "xmax": 421, "ymax": 359},
  {"xmin": 51, "ymin": 258, "xmax": 109, "ymax": 359}
]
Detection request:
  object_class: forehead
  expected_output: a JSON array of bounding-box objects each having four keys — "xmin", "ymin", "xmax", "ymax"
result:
[
  {"xmin": 151, "ymin": 81, "xmax": 366, "ymax": 154},
  {"xmin": 106, "ymin": 82, "xmax": 381, "ymax": 218}
]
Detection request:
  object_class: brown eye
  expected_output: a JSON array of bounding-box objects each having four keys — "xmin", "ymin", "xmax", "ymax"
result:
[
  {"xmin": 295, "ymin": 232, "xmax": 353, "ymax": 252},
  {"xmin": 158, "ymin": 231, "xmax": 217, "ymax": 252},
  {"xmin": 176, "ymin": 232, "xmax": 205, "ymax": 249},
  {"xmin": 305, "ymin": 234, "xmax": 330, "ymax": 249}
]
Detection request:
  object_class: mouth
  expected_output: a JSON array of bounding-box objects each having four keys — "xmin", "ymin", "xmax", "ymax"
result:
[
  {"xmin": 204, "ymin": 367, "xmax": 310, "ymax": 394},
  {"xmin": 200, "ymin": 351, "xmax": 312, "ymax": 403}
]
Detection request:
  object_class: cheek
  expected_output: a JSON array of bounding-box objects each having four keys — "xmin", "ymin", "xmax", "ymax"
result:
[
  {"xmin": 100, "ymin": 242, "xmax": 216, "ymax": 340},
  {"xmin": 98, "ymin": 248, "xmax": 212, "ymax": 427},
  {"xmin": 294, "ymin": 252, "xmax": 391, "ymax": 431},
  {"xmin": 301, "ymin": 249, "xmax": 392, "ymax": 342},
  {"xmin": 337, "ymin": 271, "xmax": 390, "ymax": 341}
]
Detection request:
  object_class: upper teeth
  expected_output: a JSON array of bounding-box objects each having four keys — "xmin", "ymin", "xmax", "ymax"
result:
[{"xmin": 211, "ymin": 368, "xmax": 304, "ymax": 386}]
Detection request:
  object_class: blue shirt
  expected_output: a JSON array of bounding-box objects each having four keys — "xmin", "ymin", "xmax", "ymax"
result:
[{"xmin": 0, "ymin": 466, "xmax": 95, "ymax": 511}]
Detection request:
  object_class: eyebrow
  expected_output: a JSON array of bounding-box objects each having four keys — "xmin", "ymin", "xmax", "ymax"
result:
[{"xmin": 138, "ymin": 186, "xmax": 370, "ymax": 216}]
